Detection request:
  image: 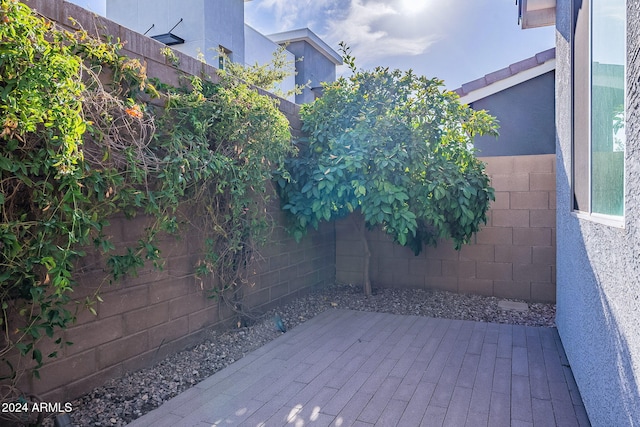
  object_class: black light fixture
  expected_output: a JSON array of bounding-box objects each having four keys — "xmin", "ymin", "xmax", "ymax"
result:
[
  {"xmin": 516, "ymin": 0, "xmax": 523, "ymax": 25},
  {"xmin": 151, "ymin": 18, "xmax": 185, "ymax": 46}
]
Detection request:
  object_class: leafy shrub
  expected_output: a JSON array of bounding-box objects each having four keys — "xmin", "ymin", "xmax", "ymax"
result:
[{"xmin": 277, "ymin": 44, "xmax": 498, "ymax": 295}]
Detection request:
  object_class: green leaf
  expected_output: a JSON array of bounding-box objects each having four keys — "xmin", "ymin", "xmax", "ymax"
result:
[
  {"xmin": 398, "ymin": 232, "xmax": 407, "ymax": 246},
  {"xmin": 301, "ymin": 181, "xmax": 313, "ymax": 194},
  {"xmin": 33, "ymin": 349, "xmax": 42, "ymax": 365},
  {"xmin": 40, "ymin": 256, "xmax": 56, "ymax": 270},
  {"xmin": 0, "ymin": 156, "xmax": 14, "ymax": 171},
  {"xmin": 15, "ymin": 343, "xmax": 30, "ymax": 356}
]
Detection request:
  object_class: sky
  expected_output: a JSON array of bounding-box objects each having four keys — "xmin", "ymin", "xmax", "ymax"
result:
[
  {"xmin": 245, "ymin": 0, "xmax": 555, "ymax": 89},
  {"xmin": 68, "ymin": 0, "xmax": 555, "ymax": 90}
]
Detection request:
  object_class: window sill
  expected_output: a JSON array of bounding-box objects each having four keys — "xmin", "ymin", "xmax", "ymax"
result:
[{"xmin": 571, "ymin": 211, "xmax": 625, "ymax": 229}]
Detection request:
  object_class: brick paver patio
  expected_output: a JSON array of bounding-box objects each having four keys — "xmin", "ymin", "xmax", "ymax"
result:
[{"xmin": 127, "ymin": 309, "xmax": 591, "ymax": 426}]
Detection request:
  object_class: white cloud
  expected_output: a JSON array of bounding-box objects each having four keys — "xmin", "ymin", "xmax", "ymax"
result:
[
  {"xmin": 246, "ymin": 0, "xmax": 555, "ymax": 88},
  {"xmin": 397, "ymin": 0, "xmax": 434, "ymax": 14},
  {"xmin": 246, "ymin": 0, "xmax": 448, "ymax": 69},
  {"xmin": 322, "ymin": 0, "xmax": 441, "ymax": 66}
]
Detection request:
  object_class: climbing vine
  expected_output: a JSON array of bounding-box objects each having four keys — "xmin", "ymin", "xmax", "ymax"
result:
[
  {"xmin": 0, "ymin": 0, "xmax": 293, "ymax": 392},
  {"xmin": 155, "ymin": 73, "xmax": 293, "ymax": 299}
]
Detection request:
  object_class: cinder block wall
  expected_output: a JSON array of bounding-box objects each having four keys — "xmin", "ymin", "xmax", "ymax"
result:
[
  {"xmin": 21, "ymin": 0, "xmax": 335, "ymax": 402},
  {"xmin": 336, "ymin": 154, "xmax": 556, "ymax": 302}
]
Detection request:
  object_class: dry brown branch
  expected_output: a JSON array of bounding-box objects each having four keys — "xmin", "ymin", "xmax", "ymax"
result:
[{"xmin": 80, "ymin": 67, "xmax": 158, "ymax": 174}]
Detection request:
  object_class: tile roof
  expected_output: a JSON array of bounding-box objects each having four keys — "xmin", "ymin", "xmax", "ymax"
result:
[{"xmin": 454, "ymin": 48, "xmax": 555, "ymax": 98}]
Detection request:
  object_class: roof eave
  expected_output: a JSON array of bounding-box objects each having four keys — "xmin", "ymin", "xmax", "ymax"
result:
[
  {"xmin": 518, "ymin": 0, "xmax": 556, "ymax": 29},
  {"xmin": 458, "ymin": 59, "xmax": 555, "ymax": 105},
  {"xmin": 454, "ymin": 48, "xmax": 556, "ymax": 104},
  {"xmin": 268, "ymin": 28, "xmax": 343, "ymax": 65}
]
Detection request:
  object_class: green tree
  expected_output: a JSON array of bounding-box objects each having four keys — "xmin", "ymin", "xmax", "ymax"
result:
[
  {"xmin": 278, "ymin": 45, "xmax": 498, "ymax": 296},
  {"xmin": 217, "ymin": 44, "xmax": 308, "ymax": 100}
]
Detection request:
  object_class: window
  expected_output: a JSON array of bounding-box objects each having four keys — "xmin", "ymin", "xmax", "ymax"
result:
[
  {"xmin": 218, "ymin": 46, "xmax": 232, "ymax": 70},
  {"xmin": 572, "ymin": 0, "xmax": 626, "ymax": 219}
]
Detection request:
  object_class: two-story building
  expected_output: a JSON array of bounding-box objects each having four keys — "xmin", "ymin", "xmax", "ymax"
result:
[{"xmin": 102, "ymin": 0, "xmax": 341, "ymax": 103}]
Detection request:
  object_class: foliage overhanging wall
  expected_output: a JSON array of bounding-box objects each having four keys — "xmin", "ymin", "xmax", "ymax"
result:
[{"xmin": 0, "ymin": 0, "xmax": 334, "ymax": 401}]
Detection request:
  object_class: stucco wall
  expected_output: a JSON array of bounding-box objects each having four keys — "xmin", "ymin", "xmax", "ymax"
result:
[
  {"xmin": 555, "ymin": 0, "xmax": 640, "ymax": 425},
  {"xmin": 244, "ymin": 24, "xmax": 296, "ymax": 102},
  {"xmin": 106, "ymin": 0, "xmax": 245, "ymax": 65},
  {"xmin": 203, "ymin": 0, "xmax": 245, "ymax": 65},
  {"xmin": 471, "ymin": 71, "xmax": 556, "ymax": 157},
  {"xmin": 285, "ymin": 40, "xmax": 338, "ymax": 104},
  {"xmin": 336, "ymin": 154, "xmax": 557, "ymax": 303}
]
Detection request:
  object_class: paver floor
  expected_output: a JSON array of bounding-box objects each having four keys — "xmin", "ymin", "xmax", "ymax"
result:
[{"xmin": 127, "ymin": 309, "xmax": 591, "ymax": 427}]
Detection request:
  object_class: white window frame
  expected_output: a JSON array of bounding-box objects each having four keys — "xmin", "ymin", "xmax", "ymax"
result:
[{"xmin": 571, "ymin": 0, "xmax": 626, "ymax": 228}]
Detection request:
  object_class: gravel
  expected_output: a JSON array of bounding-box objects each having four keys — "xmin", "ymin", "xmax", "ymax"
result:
[{"xmin": 53, "ymin": 284, "xmax": 554, "ymax": 426}]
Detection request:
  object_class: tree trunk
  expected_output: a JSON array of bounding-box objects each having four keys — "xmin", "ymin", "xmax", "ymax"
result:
[{"xmin": 353, "ymin": 214, "xmax": 372, "ymax": 297}]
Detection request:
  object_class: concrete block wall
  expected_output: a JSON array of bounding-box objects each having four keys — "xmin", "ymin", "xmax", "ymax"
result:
[
  {"xmin": 336, "ymin": 154, "xmax": 556, "ymax": 302},
  {"xmin": 24, "ymin": 212, "xmax": 334, "ymax": 402},
  {"xmin": 20, "ymin": 0, "xmax": 335, "ymax": 402}
]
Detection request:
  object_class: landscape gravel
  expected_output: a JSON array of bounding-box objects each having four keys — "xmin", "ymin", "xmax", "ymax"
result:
[{"xmin": 59, "ymin": 284, "xmax": 555, "ymax": 426}]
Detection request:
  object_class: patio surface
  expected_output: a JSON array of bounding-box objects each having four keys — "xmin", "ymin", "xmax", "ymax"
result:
[{"xmin": 126, "ymin": 309, "xmax": 591, "ymax": 426}]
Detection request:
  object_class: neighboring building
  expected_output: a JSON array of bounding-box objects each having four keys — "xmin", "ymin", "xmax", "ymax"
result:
[
  {"xmin": 455, "ymin": 48, "xmax": 556, "ymax": 156},
  {"xmin": 244, "ymin": 24, "xmax": 296, "ymax": 102},
  {"xmin": 104, "ymin": 0, "xmax": 340, "ymax": 104},
  {"xmin": 520, "ymin": 0, "xmax": 640, "ymax": 425},
  {"xmin": 267, "ymin": 29, "xmax": 343, "ymax": 105},
  {"xmin": 107, "ymin": 0, "xmax": 247, "ymax": 66}
]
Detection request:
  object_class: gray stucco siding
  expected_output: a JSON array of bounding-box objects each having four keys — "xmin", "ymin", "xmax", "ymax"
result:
[
  {"xmin": 472, "ymin": 71, "xmax": 556, "ymax": 156},
  {"xmin": 555, "ymin": 1, "xmax": 640, "ymax": 426},
  {"xmin": 285, "ymin": 41, "xmax": 337, "ymax": 104},
  {"xmin": 107, "ymin": 0, "xmax": 245, "ymax": 66}
]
